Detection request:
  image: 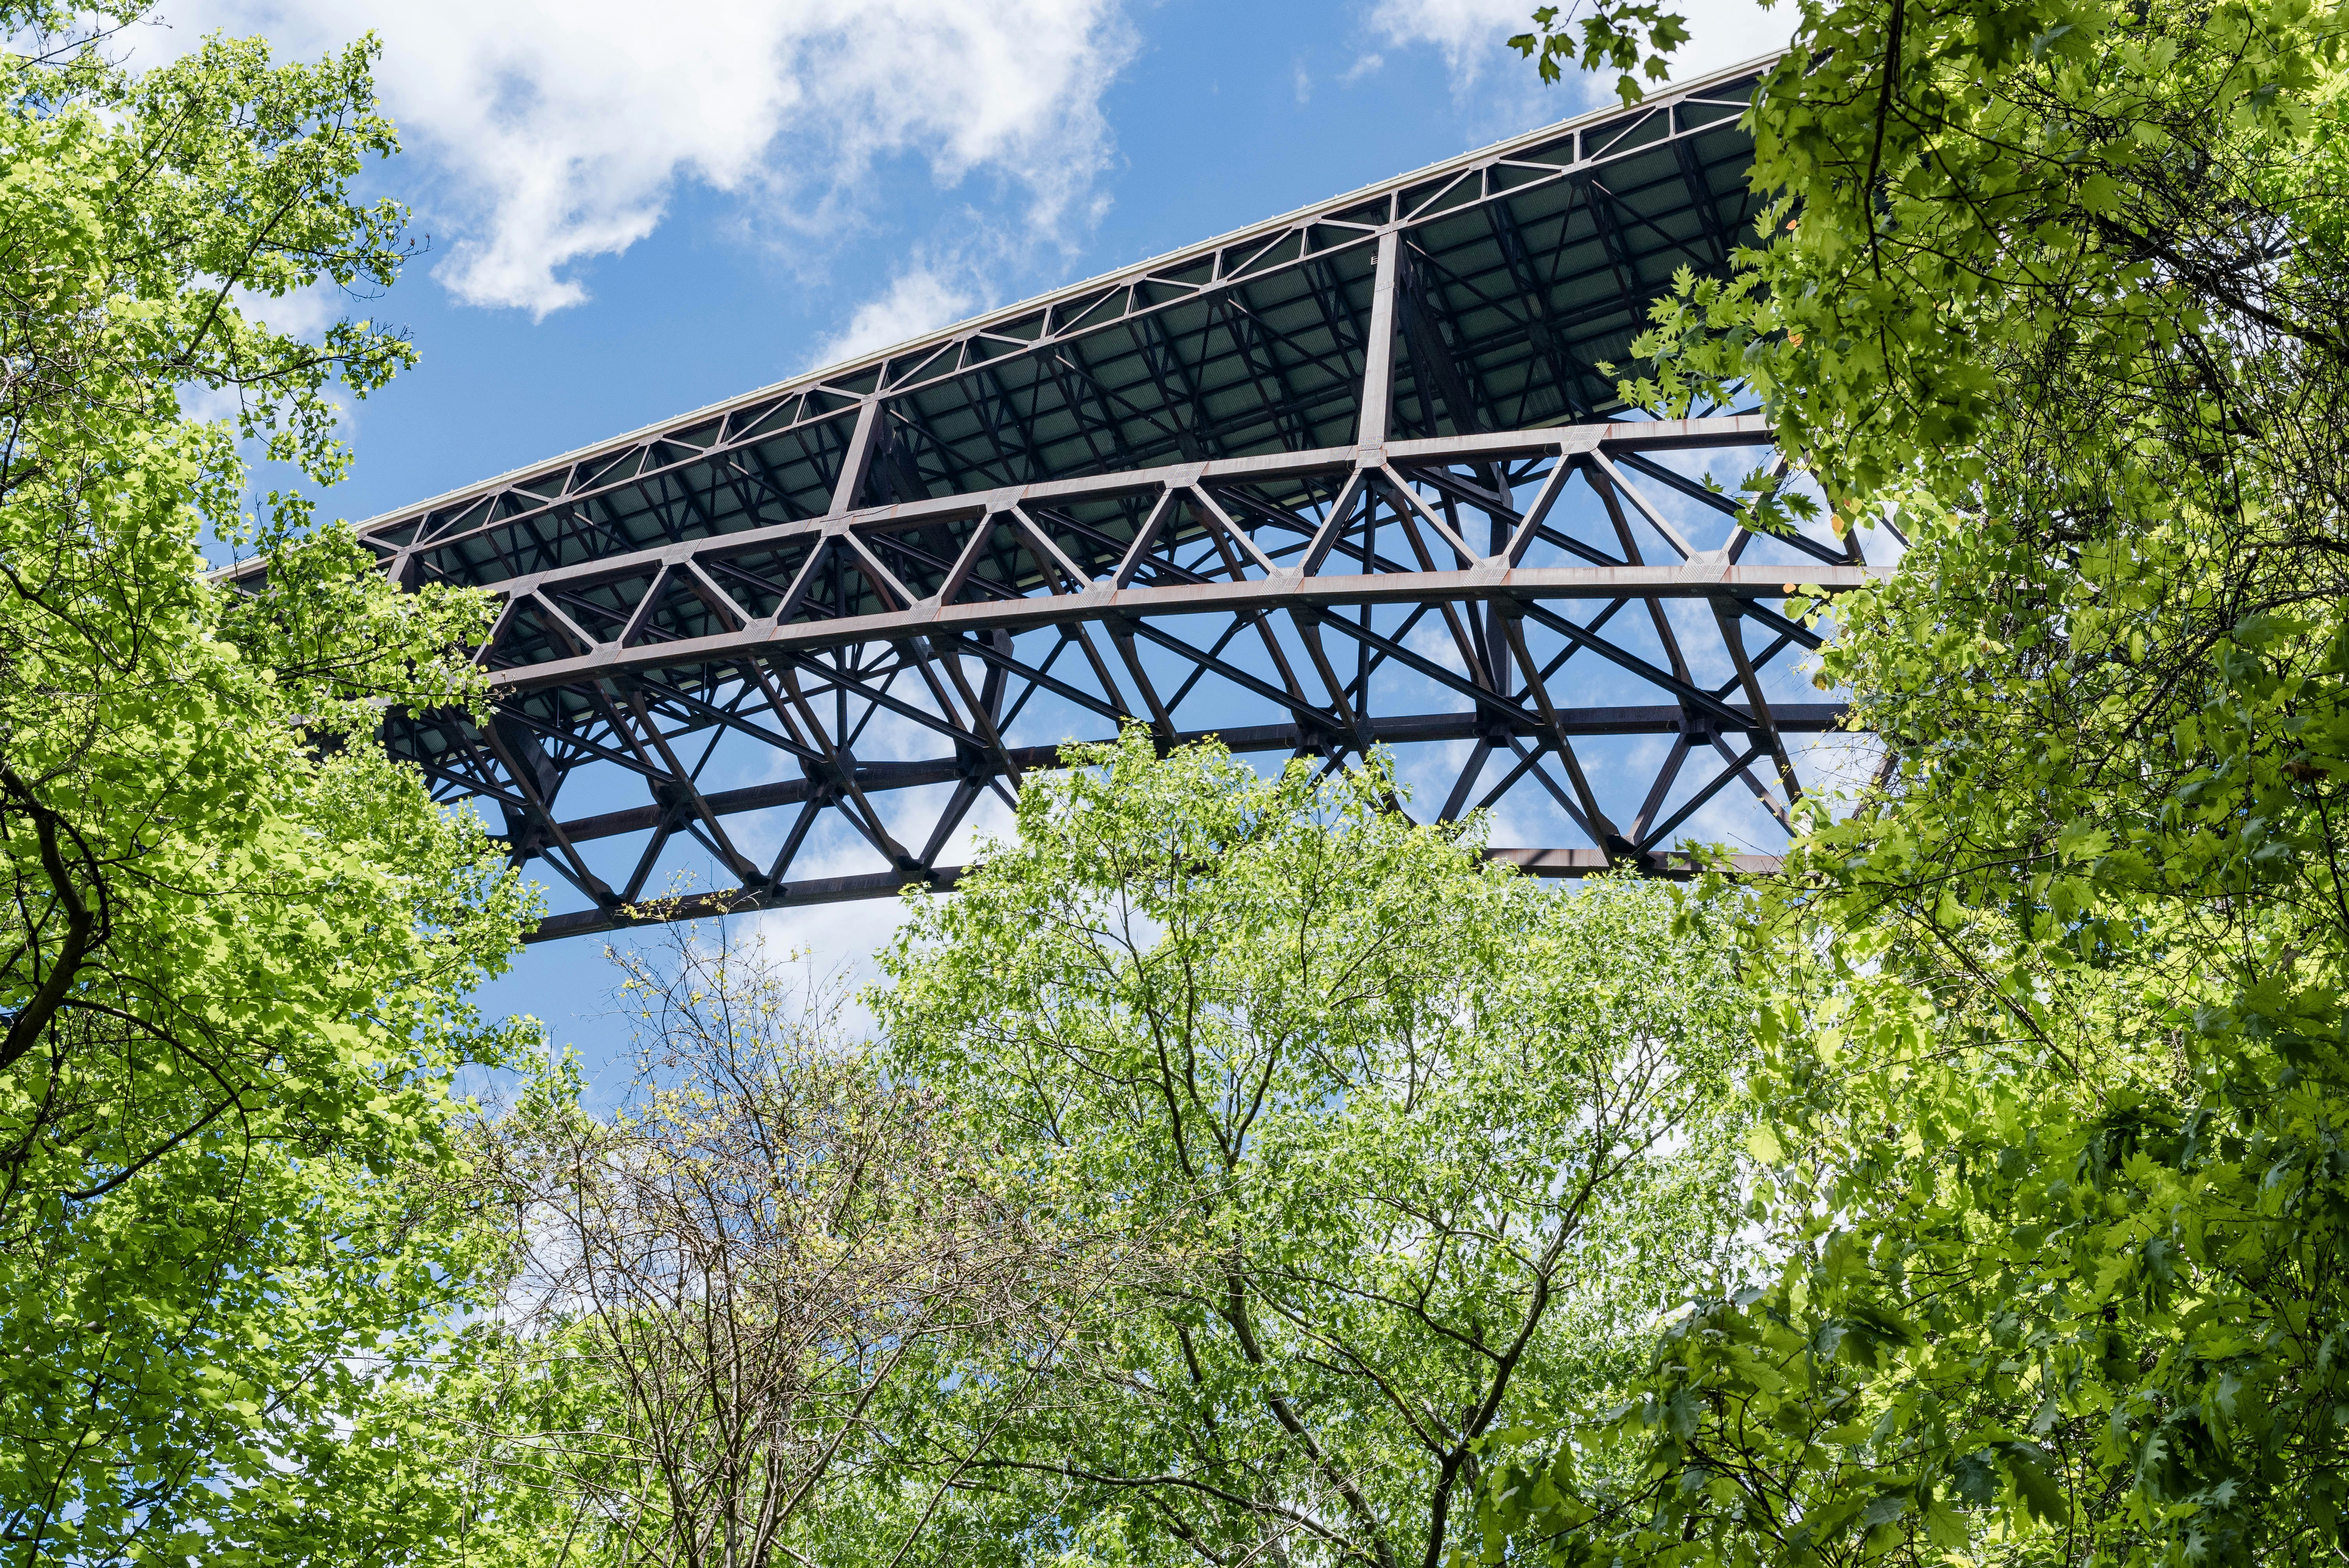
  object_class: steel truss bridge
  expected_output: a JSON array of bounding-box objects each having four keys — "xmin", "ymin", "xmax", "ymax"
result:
[{"xmin": 282, "ymin": 54, "xmax": 1873, "ymax": 941}]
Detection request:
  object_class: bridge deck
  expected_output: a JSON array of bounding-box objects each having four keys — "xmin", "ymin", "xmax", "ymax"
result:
[{"xmin": 239, "ymin": 55, "xmax": 1875, "ymax": 941}]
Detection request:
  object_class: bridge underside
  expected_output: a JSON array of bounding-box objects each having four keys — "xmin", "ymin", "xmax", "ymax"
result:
[{"xmin": 276, "ymin": 55, "xmax": 1872, "ymax": 941}]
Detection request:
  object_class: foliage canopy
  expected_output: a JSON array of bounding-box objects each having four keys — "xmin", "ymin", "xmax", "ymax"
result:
[
  {"xmin": 0, "ymin": 8, "xmax": 526, "ymax": 1562},
  {"xmin": 1486, "ymin": 1, "xmax": 2349, "ymax": 1565},
  {"xmin": 865, "ymin": 733, "xmax": 1749, "ymax": 1568}
]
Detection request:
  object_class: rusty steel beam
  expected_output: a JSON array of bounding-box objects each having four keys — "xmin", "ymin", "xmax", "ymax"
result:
[{"xmin": 221, "ymin": 55, "xmax": 1872, "ymax": 941}]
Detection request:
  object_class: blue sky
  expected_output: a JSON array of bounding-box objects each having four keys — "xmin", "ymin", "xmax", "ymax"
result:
[{"xmin": 159, "ymin": 0, "xmax": 1794, "ymax": 1083}]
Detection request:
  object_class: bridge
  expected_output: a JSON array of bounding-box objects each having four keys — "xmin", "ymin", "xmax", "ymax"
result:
[{"xmin": 292, "ymin": 54, "xmax": 1870, "ymax": 941}]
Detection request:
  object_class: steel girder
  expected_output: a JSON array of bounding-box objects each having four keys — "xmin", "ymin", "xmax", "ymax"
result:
[
  {"xmin": 232, "ymin": 54, "xmax": 1873, "ymax": 942},
  {"xmin": 407, "ymin": 412, "xmax": 1868, "ymax": 941}
]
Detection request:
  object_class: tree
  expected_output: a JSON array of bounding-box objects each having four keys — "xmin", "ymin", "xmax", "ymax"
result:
[
  {"xmin": 1510, "ymin": 2, "xmax": 1693, "ymax": 107},
  {"xmin": 0, "ymin": 7, "xmax": 529, "ymax": 1561},
  {"xmin": 444, "ymin": 926, "xmax": 1094, "ymax": 1568},
  {"xmin": 864, "ymin": 731, "xmax": 1749, "ymax": 1568},
  {"xmin": 1485, "ymin": 2, "xmax": 2349, "ymax": 1564}
]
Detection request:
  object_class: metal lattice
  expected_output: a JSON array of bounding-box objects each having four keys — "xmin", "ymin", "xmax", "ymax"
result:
[{"xmin": 248, "ymin": 54, "xmax": 1873, "ymax": 942}]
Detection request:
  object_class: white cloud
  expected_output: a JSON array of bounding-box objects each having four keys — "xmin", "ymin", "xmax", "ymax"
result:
[
  {"xmin": 1363, "ymin": 0, "xmax": 1529, "ymax": 84},
  {"xmin": 1363, "ymin": 0, "xmax": 1791, "ymax": 98},
  {"xmin": 807, "ymin": 265, "xmax": 980, "ymax": 372},
  {"xmin": 1655, "ymin": 0, "xmax": 1796, "ymax": 79},
  {"xmin": 143, "ymin": 0, "xmax": 1137, "ymax": 319}
]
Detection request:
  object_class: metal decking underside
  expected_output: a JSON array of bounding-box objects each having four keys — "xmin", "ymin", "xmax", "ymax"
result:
[{"xmin": 268, "ymin": 56, "xmax": 1873, "ymax": 940}]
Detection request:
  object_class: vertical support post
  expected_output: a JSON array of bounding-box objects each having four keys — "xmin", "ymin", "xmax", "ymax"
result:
[
  {"xmin": 1356, "ymin": 230, "xmax": 1400, "ymax": 449},
  {"xmin": 1485, "ymin": 507, "xmax": 1511, "ymax": 707},
  {"xmin": 829, "ymin": 398, "xmax": 883, "ymax": 518}
]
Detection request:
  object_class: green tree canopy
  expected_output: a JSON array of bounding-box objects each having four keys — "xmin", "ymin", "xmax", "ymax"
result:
[
  {"xmin": 865, "ymin": 732, "xmax": 1749, "ymax": 1568},
  {"xmin": 1487, "ymin": 0, "xmax": 2349, "ymax": 1564},
  {"xmin": 0, "ymin": 7, "xmax": 529, "ymax": 1561}
]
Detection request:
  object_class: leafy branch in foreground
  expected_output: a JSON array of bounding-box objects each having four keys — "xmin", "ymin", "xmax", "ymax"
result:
[
  {"xmin": 1511, "ymin": 2, "xmax": 1695, "ymax": 107},
  {"xmin": 0, "ymin": 7, "xmax": 529, "ymax": 1562},
  {"xmin": 1484, "ymin": 2, "xmax": 2349, "ymax": 1565}
]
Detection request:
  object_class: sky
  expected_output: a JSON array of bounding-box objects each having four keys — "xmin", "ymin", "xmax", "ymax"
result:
[{"xmin": 149, "ymin": 0, "xmax": 1798, "ymax": 1087}]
